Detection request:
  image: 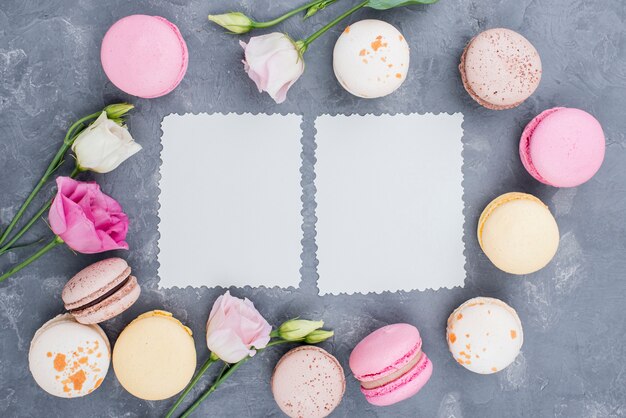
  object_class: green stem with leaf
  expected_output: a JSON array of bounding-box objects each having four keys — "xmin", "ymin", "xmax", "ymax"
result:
[
  {"xmin": 0, "ymin": 166, "xmax": 81, "ymax": 257},
  {"xmin": 0, "ymin": 113, "xmax": 99, "ymax": 246},
  {"xmin": 253, "ymin": 0, "xmax": 335, "ymax": 28},
  {"xmin": 299, "ymin": 0, "xmax": 368, "ymax": 52},
  {"xmin": 168, "ymin": 340, "xmax": 291, "ymax": 418},
  {"xmin": 0, "ymin": 236, "xmax": 63, "ymax": 283},
  {"xmin": 164, "ymin": 354, "xmax": 220, "ymax": 418}
]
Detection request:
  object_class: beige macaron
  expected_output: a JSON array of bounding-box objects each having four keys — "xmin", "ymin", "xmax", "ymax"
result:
[
  {"xmin": 112, "ymin": 310, "xmax": 196, "ymax": 400},
  {"xmin": 478, "ymin": 192, "xmax": 559, "ymax": 274}
]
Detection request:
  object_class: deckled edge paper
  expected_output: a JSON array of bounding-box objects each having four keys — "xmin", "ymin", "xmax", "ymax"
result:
[
  {"xmin": 157, "ymin": 113, "xmax": 304, "ymax": 289},
  {"xmin": 314, "ymin": 113, "xmax": 466, "ymax": 295}
]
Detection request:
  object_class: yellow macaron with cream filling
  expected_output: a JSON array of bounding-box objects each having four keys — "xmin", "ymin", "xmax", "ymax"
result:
[
  {"xmin": 478, "ymin": 192, "xmax": 559, "ymax": 275},
  {"xmin": 112, "ymin": 310, "xmax": 196, "ymax": 400}
]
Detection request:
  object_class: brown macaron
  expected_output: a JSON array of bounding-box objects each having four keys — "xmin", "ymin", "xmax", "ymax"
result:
[
  {"xmin": 459, "ymin": 28, "xmax": 542, "ymax": 110},
  {"xmin": 62, "ymin": 258, "xmax": 140, "ymax": 324}
]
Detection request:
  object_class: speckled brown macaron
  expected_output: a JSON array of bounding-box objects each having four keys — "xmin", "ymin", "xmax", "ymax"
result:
[
  {"xmin": 271, "ymin": 346, "xmax": 345, "ymax": 418},
  {"xmin": 459, "ymin": 28, "xmax": 542, "ymax": 110},
  {"xmin": 62, "ymin": 258, "xmax": 140, "ymax": 324}
]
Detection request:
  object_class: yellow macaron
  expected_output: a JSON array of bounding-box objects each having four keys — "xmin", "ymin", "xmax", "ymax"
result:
[
  {"xmin": 112, "ymin": 310, "xmax": 196, "ymax": 400},
  {"xmin": 478, "ymin": 192, "xmax": 559, "ymax": 275}
]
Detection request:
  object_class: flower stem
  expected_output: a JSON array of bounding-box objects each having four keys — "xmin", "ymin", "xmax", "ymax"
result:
[
  {"xmin": 176, "ymin": 339, "xmax": 291, "ymax": 417},
  {"xmin": 253, "ymin": 0, "xmax": 335, "ymax": 28},
  {"xmin": 0, "ymin": 167, "xmax": 81, "ymax": 257},
  {"xmin": 0, "ymin": 236, "xmax": 63, "ymax": 283},
  {"xmin": 301, "ymin": 0, "xmax": 368, "ymax": 49},
  {"xmin": 179, "ymin": 360, "xmax": 246, "ymax": 418},
  {"xmin": 164, "ymin": 355, "xmax": 219, "ymax": 418},
  {"xmin": 0, "ymin": 113, "xmax": 99, "ymax": 246}
]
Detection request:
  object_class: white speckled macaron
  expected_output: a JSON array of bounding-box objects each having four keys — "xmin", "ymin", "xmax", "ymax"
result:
[
  {"xmin": 333, "ymin": 19, "xmax": 410, "ymax": 98},
  {"xmin": 446, "ymin": 297, "xmax": 523, "ymax": 374},
  {"xmin": 29, "ymin": 314, "xmax": 111, "ymax": 397}
]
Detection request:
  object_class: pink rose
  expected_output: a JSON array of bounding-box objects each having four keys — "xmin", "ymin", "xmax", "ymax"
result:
[
  {"xmin": 49, "ymin": 177, "xmax": 129, "ymax": 254},
  {"xmin": 206, "ymin": 291, "xmax": 272, "ymax": 363},
  {"xmin": 240, "ymin": 33, "xmax": 305, "ymax": 104}
]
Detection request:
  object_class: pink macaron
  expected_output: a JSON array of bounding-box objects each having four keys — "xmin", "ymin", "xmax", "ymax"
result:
[
  {"xmin": 101, "ymin": 15, "xmax": 188, "ymax": 98},
  {"xmin": 62, "ymin": 258, "xmax": 140, "ymax": 324},
  {"xmin": 349, "ymin": 323, "xmax": 433, "ymax": 406},
  {"xmin": 520, "ymin": 107, "xmax": 605, "ymax": 187}
]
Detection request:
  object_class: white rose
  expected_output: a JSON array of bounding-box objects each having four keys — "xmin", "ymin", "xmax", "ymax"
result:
[
  {"xmin": 240, "ymin": 33, "xmax": 305, "ymax": 104},
  {"xmin": 71, "ymin": 111, "xmax": 141, "ymax": 173}
]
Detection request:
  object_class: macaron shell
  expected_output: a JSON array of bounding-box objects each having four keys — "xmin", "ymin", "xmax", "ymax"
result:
[
  {"xmin": 361, "ymin": 352, "xmax": 432, "ymax": 406},
  {"xmin": 112, "ymin": 310, "xmax": 196, "ymax": 400},
  {"xmin": 29, "ymin": 314, "xmax": 110, "ymax": 398},
  {"xmin": 520, "ymin": 108, "xmax": 605, "ymax": 187},
  {"xmin": 519, "ymin": 107, "xmax": 563, "ymax": 184},
  {"xmin": 62, "ymin": 257, "xmax": 130, "ymax": 310},
  {"xmin": 349, "ymin": 323, "xmax": 421, "ymax": 382},
  {"xmin": 461, "ymin": 28, "xmax": 541, "ymax": 109},
  {"xmin": 478, "ymin": 193, "xmax": 559, "ymax": 275},
  {"xmin": 333, "ymin": 19, "xmax": 410, "ymax": 98},
  {"xmin": 272, "ymin": 346, "xmax": 345, "ymax": 418},
  {"xmin": 447, "ymin": 297, "xmax": 523, "ymax": 374},
  {"xmin": 101, "ymin": 15, "xmax": 188, "ymax": 98},
  {"xmin": 72, "ymin": 276, "xmax": 141, "ymax": 324}
]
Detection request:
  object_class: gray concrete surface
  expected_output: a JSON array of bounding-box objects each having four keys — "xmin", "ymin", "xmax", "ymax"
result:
[{"xmin": 1, "ymin": 0, "xmax": 625, "ymax": 417}]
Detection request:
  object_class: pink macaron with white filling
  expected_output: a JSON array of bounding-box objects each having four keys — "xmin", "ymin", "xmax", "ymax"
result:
[
  {"xmin": 62, "ymin": 258, "xmax": 140, "ymax": 324},
  {"xmin": 349, "ymin": 323, "xmax": 433, "ymax": 406},
  {"xmin": 520, "ymin": 107, "xmax": 605, "ymax": 187}
]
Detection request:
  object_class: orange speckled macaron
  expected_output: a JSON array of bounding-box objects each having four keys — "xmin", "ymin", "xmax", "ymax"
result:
[
  {"xmin": 29, "ymin": 314, "xmax": 111, "ymax": 397},
  {"xmin": 460, "ymin": 28, "xmax": 541, "ymax": 110},
  {"xmin": 447, "ymin": 297, "xmax": 523, "ymax": 374}
]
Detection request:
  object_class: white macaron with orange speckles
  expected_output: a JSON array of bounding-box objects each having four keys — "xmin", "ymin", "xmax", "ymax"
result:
[
  {"xmin": 333, "ymin": 19, "xmax": 410, "ymax": 98},
  {"xmin": 446, "ymin": 297, "xmax": 523, "ymax": 374},
  {"xmin": 29, "ymin": 314, "xmax": 111, "ymax": 397}
]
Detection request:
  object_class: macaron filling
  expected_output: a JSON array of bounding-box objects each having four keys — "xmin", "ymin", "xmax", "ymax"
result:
[
  {"xmin": 359, "ymin": 350, "xmax": 423, "ymax": 389},
  {"xmin": 360, "ymin": 352, "xmax": 431, "ymax": 398},
  {"xmin": 354, "ymin": 339, "xmax": 422, "ymax": 383},
  {"xmin": 68, "ymin": 275, "xmax": 135, "ymax": 313}
]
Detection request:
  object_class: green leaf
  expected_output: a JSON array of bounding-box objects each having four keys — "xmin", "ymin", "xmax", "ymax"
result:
[
  {"xmin": 304, "ymin": 0, "xmax": 338, "ymax": 19},
  {"xmin": 366, "ymin": 0, "xmax": 439, "ymax": 11}
]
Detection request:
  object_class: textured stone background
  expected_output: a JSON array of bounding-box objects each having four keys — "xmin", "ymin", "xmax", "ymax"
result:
[{"xmin": 1, "ymin": 0, "xmax": 625, "ymax": 417}]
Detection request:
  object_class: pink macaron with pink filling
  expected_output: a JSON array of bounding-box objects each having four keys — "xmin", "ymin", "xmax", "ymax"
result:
[
  {"xmin": 349, "ymin": 323, "xmax": 433, "ymax": 406},
  {"xmin": 101, "ymin": 15, "xmax": 188, "ymax": 98},
  {"xmin": 520, "ymin": 107, "xmax": 605, "ymax": 187}
]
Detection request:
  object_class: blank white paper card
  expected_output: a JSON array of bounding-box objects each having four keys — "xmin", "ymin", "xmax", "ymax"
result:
[
  {"xmin": 158, "ymin": 113, "xmax": 303, "ymax": 289},
  {"xmin": 314, "ymin": 113, "xmax": 466, "ymax": 295}
]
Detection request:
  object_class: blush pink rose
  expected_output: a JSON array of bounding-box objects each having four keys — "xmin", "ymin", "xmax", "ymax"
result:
[
  {"xmin": 49, "ymin": 176, "xmax": 129, "ymax": 254},
  {"xmin": 206, "ymin": 291, "xmax": 272, "ymax": 363},
  {"xmin": 240, "ymin": 33, "xmax": 305, "ymax": 104}
]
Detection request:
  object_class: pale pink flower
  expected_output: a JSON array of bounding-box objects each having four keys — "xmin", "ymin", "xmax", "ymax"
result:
[{"xmin": 206, "ymin": 291, "xmax": 272, "ymax": 363}]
